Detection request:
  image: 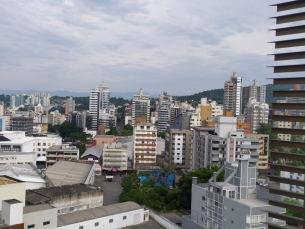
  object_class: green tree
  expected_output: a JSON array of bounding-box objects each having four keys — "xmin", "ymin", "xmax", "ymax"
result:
[
  {"xmin": 106, "ymin": 126, "xmax": 119, "ymax": 136},
  {"xmin": 70, "ymin": 133, "xmax": 80, "ymax": 142},
  {"xmin": 58, "ymin": 122, "xmax": 81, "ymax": 138},
  {"xmin": 18, "ymin": 107, "xmax": 28, "ymax": 111},
  {"xmin": 121, "ymin": 172, "xmax": 141, "ymax": 194},
  {"xmin": 77, "ymin": 143, "xmax": 87, "ymax": 157},
  {"xmin": 283, "ymin": 198, "xmax": 303, "ymax": 219},
  {"xmin": 157, "ymin": 131, "xmax": 165, "ymax": 139}
]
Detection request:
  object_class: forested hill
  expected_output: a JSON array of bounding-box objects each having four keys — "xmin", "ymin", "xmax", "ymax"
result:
[{"xmin": 174, "ymin": 84, "xmax": 305, "ymax": 105}]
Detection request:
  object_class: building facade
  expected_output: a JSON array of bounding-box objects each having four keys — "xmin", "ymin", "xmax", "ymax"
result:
[
  {"xmin": 45, "ymin": 145, "xmax": 79, "ymax": 167},
  {"xmin": 244, "ymin": 80, "xmax": 266, "ymax": 107},
  {"xmin": 11, "ymin": 117, "xmax": 33, "ymax": 136},
  {"xmin": 223, "ymin": 72, "xmax": 242, "ymax": 116},
  {"xmin": 245, "ymin": 97, "xmax": 269, "ymax": 133},
  {"xmin": 102, "ymin": 141, "xmax": 128, "ymax": 171},
  {"xmin": 134, "ymin": 123, "xmax": 157, "ymax": 168},
  {"xmin": 65, "ymin": 97, "xmax": 75, "ymax": 114},
  {"xmin": 89, "ymin": 85, "xmax": 102, "ymax": 130},
  {"xmin": 101, "ymin": 81, "xmax": 110, "ymax": 111},
  {"xmin": 158, "ymin": 92, "xmax": 172, "ymax": 133},
  {"xmin": 132, "ymin": 89, "xmax": 150, "ymax": 125}
]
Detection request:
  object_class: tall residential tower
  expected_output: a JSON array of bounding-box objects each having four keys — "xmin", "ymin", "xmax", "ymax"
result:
[
  {"xmin": 158, "ymin": 92, "xmax": 172, "ymax": 133},
  {"xmin": 132, "ymin": 89, "xmax": 150, "ymax": 126},
  {"xmin": 223, "ymin": 72, "xmax": 242, "ymax": 116}
]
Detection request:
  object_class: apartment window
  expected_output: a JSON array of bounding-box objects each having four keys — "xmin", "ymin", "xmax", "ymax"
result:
[
  {"xmin": 43, "ymin": 221, "xmax": 50, "ymax": 225},
  {"xmin": 231, "ymin": 208, "xmax": 234, "ymax": 212},
  {"xmin": 147, "ymin": 126, "xmax": 150, "ymax": 129},
  {"xmin": 202, "ymin": 206, "xmax": 205, "ymax": 211},
  {"xmin": 229, "ymin": 190, "xmax": 235, "ymax": 199},
  {"xmin": 123, "ymin": 216, "xmax": 127, "ymax": 220},
  {"xmin": 28, "ymin": 225, "xmax": 35, "ymax": 229},
  {"xmin": 231, "ymin": 220, "xmax": 234, "ymax": 224},
  {"xmin": 202, "ymin": 196, "xmax": 205, "ymax": 200},
  {"xmin": 38, "ymin": 143, "xmax": 41, "ymax": 146},
  {"xmin": 141, "ymin": 126, "xmax": 144, "ymax": 129},
  {"xmin": 109, "ymin": 219, "xmax": 113, "ymax": 223},
  {"xmin": 95, "ymin": 222, "xmax": 99, "ymax": 226},
  {"xmin": 79, "ymin": 226, "xmax": 83, "ymax": 229},
  {"xmin": 43, "ymin": 143, "xmax": 46, "ymax": 146},
  {"xmin": 215, "ymin": 202, "xmax": 218, "ymax": 206},
  {"xmin": 48, "ymin": 143, "xmax": 51, "ymax": 146}
]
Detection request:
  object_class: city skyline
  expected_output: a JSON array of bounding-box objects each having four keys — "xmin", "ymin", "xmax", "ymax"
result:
[{"xmin": 1, "ymin": 0, "xmax": 301, "ymax": 95}]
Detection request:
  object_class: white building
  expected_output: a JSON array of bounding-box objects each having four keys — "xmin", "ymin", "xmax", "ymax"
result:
[
  {"xmin": 134, "ymin": 123, "xmax": 157, "ymax": 168},
  {"xmin": 89, "ymin": 85, "xmax": 102, "ymax": 130},
  {"xmin": 158, "ymin": 92, "xmax": 172, "ymax": 133},
  {"xmin": 200, "ymin": 98, "xmax": 223, "ymax": 117},
  {"xmin": 280, "ymin": 171, "xmax": 304, "ymax": 204},
  {"xmin": 224, "ymin": 72, "xmax": 243, "ymax": 116},
  {"xmin": 0, "ymin": 103, "xmax": 4, "ymax": 116},
  {"xmin": 0, "ymin": 152, "xmax": 36, "ymax": 165},
  {"xmin": 103, "ymin": 141, "xmax": 128, "ymax": 171},
  {"xmin": 244, "ymin": 80, "xmax": 266, "ymax": 107},
  {"xmin": 101, "ymin": 81, "xmax": 110, "ymax": 111},
  {"xmin": 245, "ymin": 97, "xmax": 269, "ymax": 133},
  {"xmin": 132, "ymin": 89, "xmax": 150, "ymax": 125},
  {"xmin": 34, "ymin": 104, "xmax": 44, "ymax": 114},
  {"xmin": 273, "ymin": 119, "xmax": 292, "ymax": 141}
]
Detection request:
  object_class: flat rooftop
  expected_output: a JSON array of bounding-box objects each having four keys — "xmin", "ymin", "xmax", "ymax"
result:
[
  {"xmin": 46, "ymin": 145, "xmax": 78, "ymax": 151},
  {"xmin": 234, "ymin": 194, "xmax": 270, "ymax": 208},
  {"xmin": 57, "ymin": 202, "xmax": 141, "ymax": 227},
  {"xmin": 24, "ymin": 204, "xmax": 54, "ymax": 214},
  {"xmin": 45, "ymin": 161, "xmax": 94, "ymax": 186},
  {"xmin": 26, "ymin": 184, "xmax": 102, "ymax": 205},
  {"xmin": 0, "ymin": 164, "xmax": 45, "ymax": 183}
]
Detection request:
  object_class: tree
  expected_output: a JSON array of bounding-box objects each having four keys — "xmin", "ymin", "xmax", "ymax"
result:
[
  {"xmin": 18, "ymin": 107, "xmax": 28, "ymax": 111},
  {"xmin": 283, "ymin": 198, "xmax": 303, "ymax": 219},
  {"xmin": 70, "ymin": 133, "xmax": 80, "ymax": 142},
  {"xmin": 106, "ymin": 126, "xmax": 119, "ymax": 136},
  {"xmin": 57, "ymin": 122, "xmax": 81, "ymax": 138},
  {"xmin": 121, "ymin": 172, "xmax": 141, "ymax": 194},
  {"xmin": 157, "ymin": 131, "xmax": 165, "ymax": 139},
  {"xmin": 77, "ymin": 143, "xmax": 87, "ymax": 157}
]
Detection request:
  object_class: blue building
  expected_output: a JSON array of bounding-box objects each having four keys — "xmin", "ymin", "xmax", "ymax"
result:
[
  {"xmin": 0, "ymin": 117, "xmax": 6, "ymax": 131},
  {"xmin": 10, "ymin": 94, "xmax": 24, "ymax": 108}
]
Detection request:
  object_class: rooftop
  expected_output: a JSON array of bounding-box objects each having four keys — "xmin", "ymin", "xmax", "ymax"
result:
[
  {"xmin": 94, "ymin": 135, "xmax": 115, "ymax": 138},
  {"xmin": 46, "ymin": 145, "xmax": 78, "ymax": 151},
  {"xmin": 0, "ymin": 176, "xmax": 20, "ymax": 185},
  {"xmin": 4, "ymin": 199, "xmax": 22, "ymax": 204},
  {"xmin": 57, "ymin": 202, "xmax": 141, "ymax": 227},
  {"xmin": 0, "ymin": 165, "xmax": 44, "ymax": 183},
  {"xmin": 81, "ymin": 146, "xmax": 103, "ymax": 158},
  {"xmin": 45, "ymin": 161, "xmax": 94, "ymax": 186},
  {"xmin": 26, "ymin": 184, "xmax": 102, "ymax": 205},
  {"xmin": 23, "ymin": 204, "xmax": 54, "ymax": 214}
]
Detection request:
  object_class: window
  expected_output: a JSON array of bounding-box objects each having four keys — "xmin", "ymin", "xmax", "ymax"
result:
[
  {"xmin": 123, "ymin": 216, "xmax": 127, "ymax": 220},
  {"xmin": 215, "ymin": 202, "xmax": 218, "ymax": 206},
  {"xmin": 79, "ymin": 226, "xmax": 83, "ymax": 229},
  {"xmin": 231, "ymin": 220, "xmax": 234, "ymax": 224},
  {"xmin": 231, "ymin": 208, "xmax": 234, "ymax": 212},
  {"xmin": 202, "ymin": 206, "xmax": 205, "ymax": 211},
  {"xmin": 229, "ymin": 190, "xmax": 235, "ymax": 199},
  {"xmin": 70, "ymin": 207, "xmax": 74, "ymax": 211},
  {"xmin": 109, "ymin": 219, "xmax": 113, "ymax": 223},
  {"xmin": 43, "ymin": 143, "xmax": 46, "ymax": 146},
  {"xmin": 202, "ymin": 196, "xmax": 205, "ymax": 200},
  {"xmin": 48, "ymin": 143, "xmax": 51, "ymax": 146},
  {"xmin": 43, "ymin": 221, "xmax": 50, "ymax": 225},
  {"xmin": 28, "ymin": 225, "xmax": 35, "ymax": 229},
  {"xmin": 95, "ymin": 222, "xmax": 99, "ymax": 226}
]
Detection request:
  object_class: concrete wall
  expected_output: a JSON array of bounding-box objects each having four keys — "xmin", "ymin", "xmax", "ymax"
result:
[
  {"xmin": 143, "ymin": 207, "xmax": 179, "ymax": 229},
  {"xmin": 0, "ymin": 153, "xmax": 36, "ymax": 166},
  {"xmin": 0, "ymin": 182, "xmax": 26, "ymax": 210},
  {"xmin": 182, "ymin": 215, "xmax": 206, "ymax": 229},
  {"xmin": 58, "ymin": 209, "xmax": 149, "ymax": 229},
  {"xmin": 84, "ymin": 163, "xmax": 95, "ymax": 185},
  {"xmin": 52, "ymin": 190, "xmax": 103, "ymax": 215},
  {"xmin": 23, "ymin": 207, "xmax": 57, "ymax": 229}
]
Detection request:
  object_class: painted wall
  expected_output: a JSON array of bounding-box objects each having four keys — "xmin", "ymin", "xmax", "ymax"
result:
[{"xmin": 139, "ymin": 171, "xmax": 175, "ymax": 187}]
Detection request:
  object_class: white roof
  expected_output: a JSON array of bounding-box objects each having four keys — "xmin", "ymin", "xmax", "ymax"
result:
[{"xmin": 0, "ymin": 164, "xmax": 45, "ymax": 183}]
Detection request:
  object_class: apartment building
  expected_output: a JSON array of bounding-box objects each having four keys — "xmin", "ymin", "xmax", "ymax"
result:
[
  {"xmin": 65, "ymin": 97, "xmax": 75, "ymax": 114},
  {"xmin": 103, "ymin": 141, "xmax": 128, "ymax": 171},
  {"xmin": 0, "ymin": 102, "xmax": 4, "ymax": 116},
  {"xmin": 158, "ymin": 92, "xmax": 172, "ymax": 133},
  {"xmin": 132, "ymin": 89, "xmax": 150, "ymax": 125},
  {"xmin": 0, "ymin": 116, "xmax": 6, "ymax": 131},
  {"xmin": 244, "ymin": 80, "xmax": 266, "ymax": 107},
  {"xmin": 182, "ymin": 159, "xmax": 286, "ymax": 229},
  {"xmin": 45, "ymin": 145, "xmax": 79, "ymax": 167},
  {"xmin": 134, "ymin": 123, "xmax": 157, "ymax": 168},
  {"xmin": 75, "ymin": 111, "xmax": 87, "ymax": 130},
  {"xmin": 191, "ymin": 116, "xmax": 259, "ymax": 170},
  {"xmin": 165, "ymin": 116, "xmax": 192, "ymax": 169},
  {"xmin": 223, "ymin": 72, "xmax": 243, "ymax": 116},
  {"xmin": 89, "ymin": 85, "xmax": 102, "ymax": 130},
  {"xmin": 245, "ymin": 134, "xmax": 269, "ymax": 170},
  {"xmin": 11, "ymin": 116, "xmax": 33, "ymax": 136},
  {"xmin": 245, "ymin": 97, "xmax": 269, "ymax": 133},
  {"xmin": 101, "ymin": 81, "xmax": 110, "ymax": 111}
]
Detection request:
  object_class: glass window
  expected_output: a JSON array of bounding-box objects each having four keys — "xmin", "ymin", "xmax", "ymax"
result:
[
  {"xmin": 229, "ymin": 191, "xmax": 235, "ymax": 199},
  {"xmin": 28, "ymin": 225, "xmax": 35, "ymax": 229},
  {"xmin": 123, "ymin": 216, "xmax": 127, "ymax": 220},
  {"xmin": 95, "ymin": 222, "xmax": 99, "ymax": 226},
  {"xmin": 43, "ymin": 221, "xmax": 50, "ymax": 225},
  {"xmin": 109, "ymin": 219, "xmax": 113, "ymax": 223}
]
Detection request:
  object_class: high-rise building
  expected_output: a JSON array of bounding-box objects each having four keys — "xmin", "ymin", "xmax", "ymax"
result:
[
  {"xmin": 101, "ymin": 81, "xmax": 110, "ymax": 111},
  {"xmin": 244, "ymin": 80, "xmax": 266, "ymax": 107},
  {"xmin": 0, "ymin": 116, "xmax": 6, "ymax": 132},
  {"xmin": 76, "ymin": 111, "xmax": 87, "ymax": 131},
  {"xmin": 287, "ymin": 84, "xmax": 305, "ymax": 116},
  {"xmin": 65, "ymin": 97, "xmax": 75, "ymax": 114},
  {"xmin": 34, "ymin": 104, "xmax": 44, "ymax": 114},
  {"xmin": 89, "ymin": 85, "xmax": 102, "ymax": 130},
  {"xmin": 157, "ymin": 92, "xmax": 172, "ymax": 133},
  {"xmin": 0, "ymin": 102, "xmax": 4, "ymax": 116},
  {"xmin": 10, "ymin": 94, "xmax": 24, "ymax": 108},
  {"xmin": 223, "ymin": 72, "xmax": 243, "ymax": 116},
  {"xmin": 170, "ymin": 105, "xmax": 186, "ymax": 125},
  {"xmin": 132, "ymin": 89, "xmax": 150, "ymax": 126},
  {"xmin": 245, "ymin": 97, "xmax": 269, "ymax": 133},
  {"xmin": 265, "ymin": 2, "xmax": 305, "ymax": 227},
  {"xmin": 133, "ymin": 123, "xmax": 157, "ymax": 168}
]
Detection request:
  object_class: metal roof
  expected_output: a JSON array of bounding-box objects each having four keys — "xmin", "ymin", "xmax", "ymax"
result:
[
  {"xmin": 57, "ymin": 202, "xmax": 142, "ymax": 227},
  {"xmin": 45, "ymin": 161, "xmax": 94, "ymax": 186},
  {"xmin": 81, "ymin": 146, "xmax": 103, "ymax": 158}
]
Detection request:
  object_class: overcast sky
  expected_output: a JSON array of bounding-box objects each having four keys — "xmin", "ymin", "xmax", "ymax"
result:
[{"xmin": 0, "ymin": 0, "xmax": 302, "ymax": 95}]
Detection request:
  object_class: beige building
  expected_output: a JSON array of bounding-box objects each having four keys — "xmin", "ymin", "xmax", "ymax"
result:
[
  {"xmin": 103, "ymin": 141, "xmax": 128, "ymax": 171},
  {"xmin": 0, "ymin": 176, "xmax": 26, "ymax": 210},
  {"xmin": 45, "ymin": 144, "xmax": 79, "ymax": 167},
  {"xmin": 134, "ymin": 123, "xmax": 157, "ymax": 168},
  {"xmin": 273, "ymin": 120, "xmax": 292, "ymax": 141},
  {"xmin": 245, "ymin": 134, "xmax": 269, "ymax": 170}
]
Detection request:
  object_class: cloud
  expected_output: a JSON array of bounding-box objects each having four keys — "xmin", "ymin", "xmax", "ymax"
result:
[{"xmin": 0, "ymin": 0, "xmax": 292, "ymax": 95}]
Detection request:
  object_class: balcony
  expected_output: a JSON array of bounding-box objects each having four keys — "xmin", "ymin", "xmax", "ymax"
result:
[{"xmin": 135, "ymin": 153, "xmax": 156, "ymax": 157}]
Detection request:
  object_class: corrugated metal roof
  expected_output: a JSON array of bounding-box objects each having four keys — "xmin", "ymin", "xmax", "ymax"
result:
[
  {"xmin": 57, "ymin": 202, "xmax": 142, "ymax": 227},
  {"xmin": 81, "ymin": 146, "xmax": 103, "ymax": 158},
  {"xmin": 45, "ymin": 161, "xmax": 94, "ymax": 186}
]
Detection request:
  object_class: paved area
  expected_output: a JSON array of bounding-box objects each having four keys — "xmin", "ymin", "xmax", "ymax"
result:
[
  {"xmin": 94, "ymin": 176, "xmax": 122, "ymax": 206},
  {"xmin": 122, "ymin": 220, "xmax": 165, "ymax": 229},
  {"xmin": 161, "ymin": 212, "xmax": 184, "ymax": 225}
]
